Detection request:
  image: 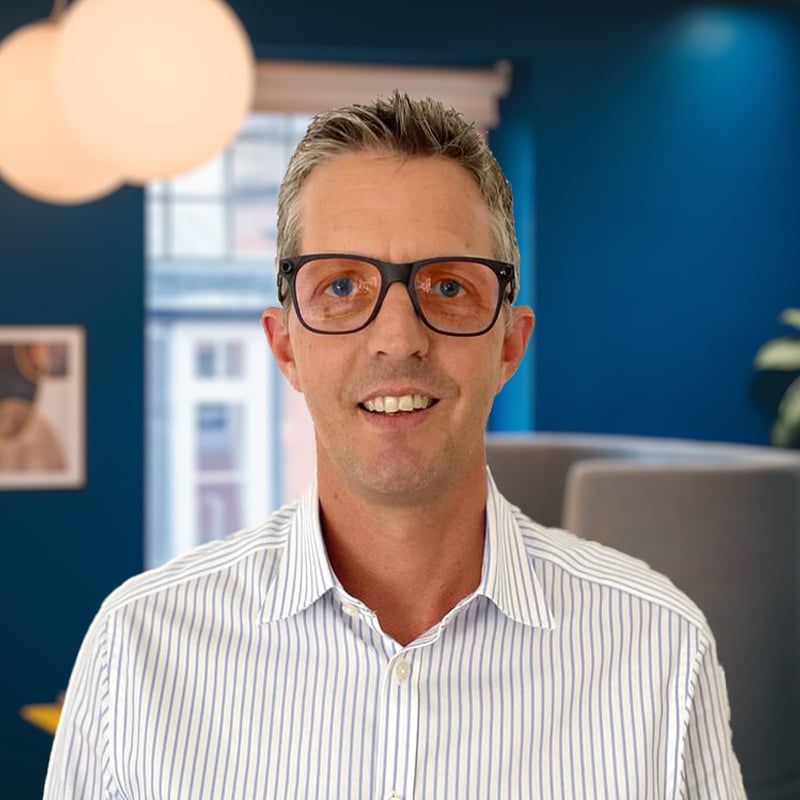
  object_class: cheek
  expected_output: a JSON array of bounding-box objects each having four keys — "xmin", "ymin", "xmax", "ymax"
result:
[
  {"xmin": 453, "ymin": 355, "xmax": 503, "ymax": 411},
  {"xmin": 286, "ymin": 327, "xmax": 322, "ymax": 389},
  {"xmin": 292, "ymin": 358, "xmax": 318, "ymax": 398},
  {"xmin": 291, "ymin": 340, "xmax": 347, "ymax": 400},
  {"xmin": 472, "ymin": 340, "xmax": 506, "ymax": 395}
]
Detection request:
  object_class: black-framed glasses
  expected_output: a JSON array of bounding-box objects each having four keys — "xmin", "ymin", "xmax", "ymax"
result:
[{"xmin": 277, "ymin": 254, "xmax": 516, "ymax": 336}]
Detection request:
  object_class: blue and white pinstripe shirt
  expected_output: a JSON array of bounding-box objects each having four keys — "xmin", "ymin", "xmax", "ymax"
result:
[{"xmin": 45, "ymin": 474, "xmax": 745, "ymax": 799}]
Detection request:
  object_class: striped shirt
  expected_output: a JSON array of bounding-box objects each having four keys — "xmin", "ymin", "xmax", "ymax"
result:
[{"xmin": 45, "ymin": 473, "xmax": 745, "ymax": 799}]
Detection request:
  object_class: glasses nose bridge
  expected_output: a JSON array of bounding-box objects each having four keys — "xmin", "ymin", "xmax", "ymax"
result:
[
  {"xmin": 375, "ymin": 259, "xmax": 419, "ymax": 309},
  {"xmin": 379, "ymin": 259, "xmax": 415, "ymax": 290}
]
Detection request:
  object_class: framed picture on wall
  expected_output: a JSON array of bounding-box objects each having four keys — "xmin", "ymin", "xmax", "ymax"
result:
[{"xmin": 0, "ymin": 326, "xmax": 86, "ymax": 489}]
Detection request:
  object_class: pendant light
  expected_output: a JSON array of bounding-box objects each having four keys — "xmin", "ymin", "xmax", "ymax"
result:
[
  {"xmin": 54, "ymin": 0, "xmax": 255, "ymax": 183},
  {"xmin": 0, "ymin": 0, "xmax": 254, "ymax": 204},
  {"xmin": 0, "ymin": 16, "xmax": 121, "ymax": 205}
]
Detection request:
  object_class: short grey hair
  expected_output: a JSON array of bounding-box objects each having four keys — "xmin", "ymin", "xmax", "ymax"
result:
[{"xmin": 276, "ymin": 91, "xmax": 520, "ymax": 303}]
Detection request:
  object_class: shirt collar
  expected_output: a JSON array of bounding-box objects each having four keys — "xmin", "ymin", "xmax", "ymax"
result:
[
  {"xmin": 260, "ymin": 470, "xmax": 555, "ymax": 630},
  {"xmin": 260, "ymin": 481, "xmax": 336, "ymax": 622},
  {"xmin": 477, "ymin": 471, "xmax": 555, "ymax": 629}
]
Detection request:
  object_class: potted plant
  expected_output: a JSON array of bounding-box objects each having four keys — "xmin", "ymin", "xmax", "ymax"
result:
[{"xmin": 754, "ymin": 308, "xmax": 800, "ymax": 447}]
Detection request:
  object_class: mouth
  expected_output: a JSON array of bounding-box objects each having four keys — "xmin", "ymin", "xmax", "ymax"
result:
[{"xmin": 359, "ymin": 394, "xmax": 439, "ymax": 414}]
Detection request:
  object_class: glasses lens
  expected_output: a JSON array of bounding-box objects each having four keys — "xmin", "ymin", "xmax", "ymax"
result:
[
  {"xmin": 414, "ymin": 260, "xmax": 501, "ymax": 334},
  {"xmin": 294, "ymin": 258, "xmax": 381, "ymax": 332}
]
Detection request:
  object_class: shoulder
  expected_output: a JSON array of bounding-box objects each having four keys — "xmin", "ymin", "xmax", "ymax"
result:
[
  {"xmin": 512, "ymin": 506, "xmax": 710, "ymax": 634},
  {"xmin": 99, "ymin": 500, "xmax": 299, "ymax": 616}
]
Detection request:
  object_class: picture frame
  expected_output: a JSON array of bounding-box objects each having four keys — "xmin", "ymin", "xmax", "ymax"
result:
[{"xmin": 0, "ymin": 326, "xmax": 86, "ymax": 489}]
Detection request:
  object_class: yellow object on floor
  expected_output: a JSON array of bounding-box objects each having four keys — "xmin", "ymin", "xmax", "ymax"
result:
[{"xmin": 20, "ymin": 703, "xmax": 62, "ymax": 735}]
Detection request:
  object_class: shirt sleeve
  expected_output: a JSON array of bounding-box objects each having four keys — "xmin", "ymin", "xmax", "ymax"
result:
[
  {"xmin": 43, "ymin": 610, "xmax": 119, "ymax": 800},
  {"xmin": 681, "ymin": 636, "xmax": 747, "ymax": 799}
]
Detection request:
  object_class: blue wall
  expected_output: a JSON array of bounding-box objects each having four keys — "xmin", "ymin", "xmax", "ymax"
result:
[
  {"xmin": 533, "ymin": 6, "xmax": 800, "ymax": 441},
  {"xmin": 2, "ymin": 0, "xmax": 800, "ymax": 794},
  {"xmin": 0, "ymin": 183, "xmax": 145, "ymax": 784}
]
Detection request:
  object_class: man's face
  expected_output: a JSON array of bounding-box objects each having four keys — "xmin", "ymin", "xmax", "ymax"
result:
[{"xmin": 263, "ymin": 150, "xmax": 533, "ymax": 506}]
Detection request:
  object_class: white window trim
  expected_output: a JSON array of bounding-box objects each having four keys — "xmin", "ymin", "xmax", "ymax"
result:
[{"xmin": 253, "ymin": 60, "xmax": 511, "ymax": 129}]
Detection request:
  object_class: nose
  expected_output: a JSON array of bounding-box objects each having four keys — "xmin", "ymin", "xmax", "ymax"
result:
[{"xmin": 365, "ymin": 283, "xmax": 430, "ymax": 358}]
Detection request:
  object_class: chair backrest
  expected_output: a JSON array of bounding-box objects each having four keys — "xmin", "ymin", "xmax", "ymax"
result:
[{"xmin": 485, "ymin": 437, "xmax": 636, "ymax": 526}]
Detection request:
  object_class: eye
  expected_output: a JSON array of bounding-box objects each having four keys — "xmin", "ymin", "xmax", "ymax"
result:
[
  {"xmin": 325, "ymin": 276, "xmax": 355, "ymax": 297},
  {"xmin": 432, "ymin": 279, "xmax": 464, "ymax": 298}
]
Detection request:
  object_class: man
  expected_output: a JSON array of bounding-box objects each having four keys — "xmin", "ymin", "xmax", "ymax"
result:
[{"xmin": 45, "ymin": 92, "xmax": 745, "ymax": 798}]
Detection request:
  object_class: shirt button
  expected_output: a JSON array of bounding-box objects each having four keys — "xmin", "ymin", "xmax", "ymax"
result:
[
  {"xmin": 386, "ymin": 793, "xmax": 402, "ymax": 800},
  {"xmin": 393, "ymin": 659, "xmax": 411, "ymax": 684},
  {"xmin": 341, "ymin": 602, "xmax": 359, "ymax": 617}
]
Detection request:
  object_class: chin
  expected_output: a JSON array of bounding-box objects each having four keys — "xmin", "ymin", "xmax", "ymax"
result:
[{"xmin": 347, "ymin": 453, "xmax": 465, "ymax": 506}]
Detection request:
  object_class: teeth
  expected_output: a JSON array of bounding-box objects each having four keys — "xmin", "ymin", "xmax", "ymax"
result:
[{"xmin": 363, "ymin": 394, "xmax": 433, "ymax": 413}]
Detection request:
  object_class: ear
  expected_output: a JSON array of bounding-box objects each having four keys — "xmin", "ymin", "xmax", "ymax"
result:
[
  {"xmin": 262, "ymin": 307, "xmax": 301, "ymax": 392},
  {"xmin": 498, "ymin": 305, "xmax": 535, "ymax": 390}
]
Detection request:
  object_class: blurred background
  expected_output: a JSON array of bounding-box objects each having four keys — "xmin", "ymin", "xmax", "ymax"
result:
[{"xmin": 2, "ymin": 0, "xmax": 800, "ymax": 795}]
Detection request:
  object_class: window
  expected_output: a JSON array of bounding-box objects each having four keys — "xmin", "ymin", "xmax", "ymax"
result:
[{"xmin": 145, "ymin": 113, "xmax": 314, "ymax": 568}]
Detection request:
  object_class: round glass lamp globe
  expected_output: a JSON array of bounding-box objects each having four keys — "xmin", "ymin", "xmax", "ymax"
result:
[
  {"xmin": 55, "ymin": 0, "xmax": 255, "ymax": 183},
  {"xmin": 0, "ymin": 20, "xmax": 121, "ymax": 204}
]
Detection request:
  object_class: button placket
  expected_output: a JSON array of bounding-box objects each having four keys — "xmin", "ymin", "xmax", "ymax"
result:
[{"xmin": 375, "ymin": 651, "xmax": 419, "ymax": 800}]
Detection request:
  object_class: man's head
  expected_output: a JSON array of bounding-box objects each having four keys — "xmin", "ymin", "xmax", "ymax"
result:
[
  {"xmin": 264, "ymin": 93, "xmax": 533, "ymax": 507},
  {"xmin": 276, "ymin": 91, "xmax": 520, "ymax": 302}
]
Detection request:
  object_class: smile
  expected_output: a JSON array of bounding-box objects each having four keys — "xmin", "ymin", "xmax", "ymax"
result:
[{"xmin": 361, "ymin": 394, "xmax": 436, "ymax": 414}]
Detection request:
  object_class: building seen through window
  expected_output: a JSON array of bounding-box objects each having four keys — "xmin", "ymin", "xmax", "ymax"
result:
[{"xmin": 145, "ymin": 113, "xmax": 315, "ymax": 568}]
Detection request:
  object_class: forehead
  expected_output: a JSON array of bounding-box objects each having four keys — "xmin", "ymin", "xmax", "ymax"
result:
[{"xmin": 295, "ymin": 150, "xmax": 493, "ymax": 259}]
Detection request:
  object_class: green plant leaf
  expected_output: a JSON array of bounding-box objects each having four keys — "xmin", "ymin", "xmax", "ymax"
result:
[
  {"xmin": 772, "ymin": 418, "xmax": 794, "ymax": 447},
  {"xmin": 754, "ymin": 337, "xmax": 800, "ymax": 370},
  {"xmin": 779, "ymin": 308, "xmax": 800, "ymax": 331},
  {"xmin": 773, "ymin": 376, "xmax": 800, "ymax": 448},
  {"xmin": 778, "ymin": 375, "xmax": 800, "ymax": 423}
]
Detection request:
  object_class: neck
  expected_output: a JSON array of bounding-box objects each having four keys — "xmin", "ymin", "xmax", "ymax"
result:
[{"xmin": 318, "ymin": 465, "xmax": 488, "ymax": 645}]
